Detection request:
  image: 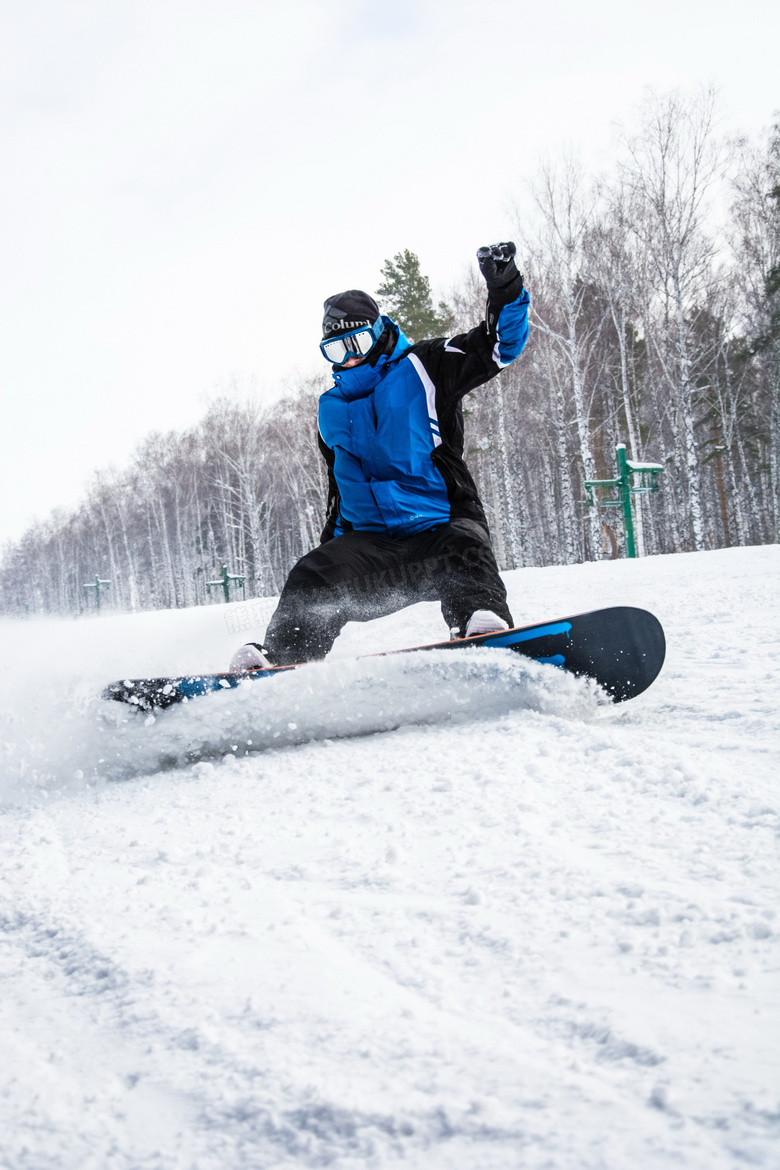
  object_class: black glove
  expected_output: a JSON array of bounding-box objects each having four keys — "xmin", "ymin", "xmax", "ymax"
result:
[{"xmin": 476, "ymin": 242, "xmax": 522, "ymax": 293}]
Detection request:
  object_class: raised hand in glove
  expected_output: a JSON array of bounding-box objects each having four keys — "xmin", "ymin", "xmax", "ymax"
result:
[{"xmin": 476, "ymin": 241, "xmax": 522, "ymax": 293}]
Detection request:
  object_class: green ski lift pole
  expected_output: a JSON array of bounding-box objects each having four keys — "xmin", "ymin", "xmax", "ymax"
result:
[
  {"xmin": 584, "ymin": 444, "xmax": 664, "ymax": 558},
  {"xmin": 83, "ymin": 575, "xmax": 111, "ymax": 611},
  {"xmin": 205, "ymin": 564, "xmax": 245, "ymax": 603}
]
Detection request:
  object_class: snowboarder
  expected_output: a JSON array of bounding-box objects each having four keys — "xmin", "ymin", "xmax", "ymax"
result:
[{"xmin": 230, "ymin": 242, "xmax": 530, "ymax": 670}]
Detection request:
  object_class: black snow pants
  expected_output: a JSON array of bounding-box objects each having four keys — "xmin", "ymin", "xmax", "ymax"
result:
[{"xmin": 263, "ymin": 518, "xmax": 512, "ymax": 666}]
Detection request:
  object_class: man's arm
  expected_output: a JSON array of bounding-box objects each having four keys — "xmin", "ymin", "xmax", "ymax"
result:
[
  {"xmin": 318, "ymin": 433, "xmax": 342, "ymax": 543},
  {"xmin": 415, "ymin": 242, "xmax": 529, "ymax": 407}
]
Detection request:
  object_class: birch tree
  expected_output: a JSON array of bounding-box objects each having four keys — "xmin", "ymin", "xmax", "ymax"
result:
[
  {"xmin": 520, "ymin": 153, "xmax": 609, "ymax": 560},
  {"xmin": 731, "ymin": 124, "xmax": 780, "ymax": 539},
  {"xmin": 621, "ymin": 87, "xmax": 725, "ymax": 550}
]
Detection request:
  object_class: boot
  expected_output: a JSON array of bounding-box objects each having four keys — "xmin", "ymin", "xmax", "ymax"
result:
[
  {"xmin": 464, "ymin": 610, "xmax": 510, "ymax": 637},
  {"xmin": 229, "ymin": 642, "xmax": 273, "ymax": 671}
]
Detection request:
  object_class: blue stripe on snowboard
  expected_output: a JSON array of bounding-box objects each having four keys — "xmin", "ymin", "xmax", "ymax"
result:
[
  {"xmin": 176, "ymin": 623, "xmax": 573, "ymax": 701},
  {"xmin": 480, "ymin": 621, "xmax": 572, "ymax": 649},
  {"xmin": 178, "ymin": 675, "xmax": 240, "ymax": 699}
]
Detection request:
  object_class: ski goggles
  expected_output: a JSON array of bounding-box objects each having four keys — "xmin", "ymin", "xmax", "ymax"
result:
[{"xmin": 319, "ymin": 317, "xmax": 384, "ymax": 365}]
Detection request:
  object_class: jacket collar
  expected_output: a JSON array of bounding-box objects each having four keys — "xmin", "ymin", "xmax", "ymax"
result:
[{"xmin": 329, "ymin": 317, "xmax": 412, "ymax": 400}]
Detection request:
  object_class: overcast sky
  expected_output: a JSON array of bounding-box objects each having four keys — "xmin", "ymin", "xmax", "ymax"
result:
[{"xmin": 0, "ymin": 0, "xmax": 777, "ymax": 546}]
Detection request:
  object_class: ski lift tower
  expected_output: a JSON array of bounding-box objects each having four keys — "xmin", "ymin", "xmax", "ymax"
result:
[
  {"xmin": 83, "ymin": 575, "xmax": 111, "ymax": 611},
  {"xmin": 584, "ymin": 444, "xmax": 664, "ymax": 559},
  {"xmin": 206, "ymin": 564, "xmax": 246, "ymax": 604}
]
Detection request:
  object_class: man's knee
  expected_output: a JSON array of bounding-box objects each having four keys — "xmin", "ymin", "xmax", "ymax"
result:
[
  {"xmin": 285, "ymin": 542, "xmax": 352, "ymax": 595},
  {"xmin": 434, "ymin": 523, "xmax": 496, "ymax": 570}
]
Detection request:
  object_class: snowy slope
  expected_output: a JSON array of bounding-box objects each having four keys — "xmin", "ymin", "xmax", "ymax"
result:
[{"xmin": 1, "ymin": 545, "xmax": 778, "ymax": 1170}]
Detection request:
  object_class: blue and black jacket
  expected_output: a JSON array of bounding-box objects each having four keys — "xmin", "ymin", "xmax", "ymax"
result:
[{"xmin": 318, "ymin": 279, "xmax": 530, "ymax": 542}]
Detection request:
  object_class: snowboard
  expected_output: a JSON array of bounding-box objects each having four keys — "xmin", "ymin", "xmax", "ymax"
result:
[{"xmin": 103, "ymin": 605, "xmax": 665, "ymax": 712}]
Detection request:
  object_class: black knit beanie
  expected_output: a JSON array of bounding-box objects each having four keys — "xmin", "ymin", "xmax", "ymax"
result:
[{"xmin": 322, "ymin": 290, "xmax": 380, "ymax": 338}]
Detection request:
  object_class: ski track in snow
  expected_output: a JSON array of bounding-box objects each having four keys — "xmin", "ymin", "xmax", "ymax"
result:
[{"xmin": 0, "ymin": 545, "xmax": 778, "ymax": 1169}]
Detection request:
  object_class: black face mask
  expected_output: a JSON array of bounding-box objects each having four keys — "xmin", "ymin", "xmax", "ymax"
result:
[{"xmin": 365, "ymin": 323, "xmax": 396, "ymax": 367}]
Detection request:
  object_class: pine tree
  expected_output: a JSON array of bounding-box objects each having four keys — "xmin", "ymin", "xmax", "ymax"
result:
[{"xmin": 376, "ymin": 249, "xmax": 452, "ymax": 341}]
